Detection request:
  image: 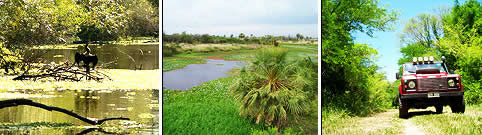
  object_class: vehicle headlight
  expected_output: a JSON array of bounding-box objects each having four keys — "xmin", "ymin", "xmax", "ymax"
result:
[
  {"xmin": 448, "ymin": 79, "xmax": 455, "ymax": 87},
  {"xmin": 408, "ymin": 81, "xmax": 416, "ymax": 89},
  {"xmin": 418, "ymin": 57, "xmax": 423, "ymax": 61},
  {"xmin": 424, "ymin": 57, "xmax": 428, "ymax": 61}
]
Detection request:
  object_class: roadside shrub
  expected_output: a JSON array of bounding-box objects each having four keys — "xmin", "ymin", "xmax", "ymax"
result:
[
  {"xmin": 464, "ymin": 80, "xmax": 481, "ymax": 104},
  {"xmin": 229, "ymin": 47, "xmax": 315, "ymax": 130}
]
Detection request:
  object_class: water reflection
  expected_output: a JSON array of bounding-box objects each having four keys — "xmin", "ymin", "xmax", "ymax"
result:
[
  {"xmin": 29, "ymin": 45, "xmax": 159, "ymax": 70},
  {"xmin": 0, "ymin": 89, "xmax": 159, "ymax": 134},
  {"xmin": 162, "ymin": 59, "xmax": 244, "ymax": 90}
]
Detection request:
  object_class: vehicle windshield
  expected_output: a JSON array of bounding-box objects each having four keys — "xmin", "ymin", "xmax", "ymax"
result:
[{"xmin": 404, "ymin": 63, "xmax": 446, "ymax": 74}]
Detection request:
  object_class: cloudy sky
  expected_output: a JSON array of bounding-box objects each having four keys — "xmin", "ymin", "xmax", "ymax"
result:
[{"xmin": 162, "ymin": 0, "xmax": 318, "ymax": 38}]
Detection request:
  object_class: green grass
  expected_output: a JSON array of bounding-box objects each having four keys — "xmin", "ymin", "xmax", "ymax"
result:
[
  {"xmin": 162, "ymin": 77, "xmax": 266, "ymax": 134},
  {"xmin": 322, "ymin": 108, "xmax": 403, "ymax": 135},
  {"xmin": 162, "ymin": 43, "xmax": 318, "ymax": 71},
  {"xmin": 411, "ymin": 105, "xmax": 482, "ymax": 135},
  {"xmin": 162, "ymin": 56, "xmax": 206, "ymax": 72},
  {"xmin": 322, "ymin": 105, "xmax": 482, "ymax": 135}
]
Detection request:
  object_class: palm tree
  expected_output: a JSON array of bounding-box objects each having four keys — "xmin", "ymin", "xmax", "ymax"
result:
[{"xmin": 229, "ymin": 47, "xmax": 316, "ymax": 131}]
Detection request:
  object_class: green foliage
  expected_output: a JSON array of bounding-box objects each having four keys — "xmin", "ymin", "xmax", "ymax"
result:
[
  {"xmin": 398, "ymin": 43, "xmax": 439, "ymax": 66},
  {"xmin": 0, "ymin": 0, "xmax": 84, "ymax": 46},
  {"xmin": 0, "ymin": 0, "xmax": 158, "ymax": 47},
  {"xmin": 398, "ymin": 0, "xmax": 481, "ymax": 104},
  {"xmin": 162, "ymin": 44, "xmax": 181, "ymax": 57},
  {"xmin": 76, "ymin": 0, "xmax": 129, "ymax": 41},
  {"xmin": 162, "ymin": 77, "xmax": 266, "ymax": 134},
  {"xmin": 0, "ymin": 42, "xmax": 22, "ymax": 73},
  {"xmin": 229, "ymin": 48, "xmax": 315, "ymax": 129},
  {"xmin": 123, "ymin": 0, "xmax": 159, "ymax": 37},
  {"xmin": 322, "ymin": 0, "xmax": 398, "ymax": 115}
]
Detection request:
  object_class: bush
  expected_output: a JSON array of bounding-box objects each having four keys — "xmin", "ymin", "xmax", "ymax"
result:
[
  {"xmin": 229, "ymin": 47, "xmax": 315, "ymax": 130},
  {"xmin": 464, "ymin": 80, "xmax": 481, "ymax": 104},
  {"xmin": 162, "ymin": 44, "xmax": 181, "ymax": 57}
]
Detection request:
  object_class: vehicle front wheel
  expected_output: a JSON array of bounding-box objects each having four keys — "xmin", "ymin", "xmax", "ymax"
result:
[
  {"xmin": 399, "ymin": 96, "xmax": 409, "ymax": 118},
  {"xmin": 450, "ymin": 95, "xmax": 465, "ymax": 113},
  {"xmin": 435, "ymin": 105, "xmax": 443, "ymax": 114}
]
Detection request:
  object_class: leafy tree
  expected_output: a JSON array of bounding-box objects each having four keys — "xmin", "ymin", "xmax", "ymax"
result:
[
  {"xmin": 0, "ymin": 0, "xmax": 83, "ymax": 46},
  {"xmin": 296, "ymin": 33, "xmax": 304, "ymax": 40},
  {"xmin": 321, "ymin": 0, "xmax": 398, "ymax": 114},
  {"xmin": 398, "ymin": 13, "xmax": 443, "ymax": 48},
  {"xmin": 239, "ymin": 33, "xmax": 245, "ymax": 39},
  {"xmin": 123, "ymin": 0, "xmax": 159, "ymax": 37},
  {"xmin": 76, "ymin": 0, "xmax": 129, "ymax": 42}
]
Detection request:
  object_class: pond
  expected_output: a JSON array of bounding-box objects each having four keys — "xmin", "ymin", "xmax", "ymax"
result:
[
  {"xmin": 0, "ymin": 89, "xmax": 159, "ymax": 134},
  {"xmin": 29, "ymin": 44, "xmax": 159, "ymax": 70},
  {"xmin": 162, "ymin": 59, "xmax": 244, "ymax": 90}
]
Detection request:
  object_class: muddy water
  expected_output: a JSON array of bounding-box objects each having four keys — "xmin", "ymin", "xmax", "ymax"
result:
[
  {"xmin": 30, "ymin": 44, "xmax": 159, "ymax": 70},
  {"xmin": 0, "ymin": 89, "xmax": 159, "ymax": 134},
  {"xmin": 162, "ymin": 59, "xmax": 244, "ymax": 90}
]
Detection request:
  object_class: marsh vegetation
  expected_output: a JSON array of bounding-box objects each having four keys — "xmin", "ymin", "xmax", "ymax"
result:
[{"xmin": 162, "ymin": 35, "xmax": 318, "ymax": 134}]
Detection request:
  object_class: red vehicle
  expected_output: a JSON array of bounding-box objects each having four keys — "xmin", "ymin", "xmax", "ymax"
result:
[{"xmin": 396, "ymin": 56, "xmax": 465, "ymax": 118}]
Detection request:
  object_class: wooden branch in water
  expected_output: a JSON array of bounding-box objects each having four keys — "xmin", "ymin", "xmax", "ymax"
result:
[
  {"xmin": 0, "ymin": 99, "xmax": 129, "ymax": 125},
  {"xmin": 12, "ymin": 62, "xmax": 111, "ymax": 82}
]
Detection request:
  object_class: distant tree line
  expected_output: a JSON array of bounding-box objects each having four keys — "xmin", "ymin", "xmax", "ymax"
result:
[{"xmin": 162, "ymin": 32, "xmax": 315, "ymax": 45}]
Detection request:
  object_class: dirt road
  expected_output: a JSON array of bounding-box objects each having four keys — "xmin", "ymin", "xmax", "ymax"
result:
[{"xmin": 322, "ymin": 105, "xmax": 482, "ymax": 135}]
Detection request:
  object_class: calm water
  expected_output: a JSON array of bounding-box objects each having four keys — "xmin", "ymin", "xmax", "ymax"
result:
[
  {"xmin": 162, "ymin": 59, "xmax": 244, "ymax": 90},
  {"xmin": 30, "ymin": 44, "xmax": 159, "ymax": 70},
  {"xmin": 0, "ymin": 89, "xmax": 159, "ymax": 134}
]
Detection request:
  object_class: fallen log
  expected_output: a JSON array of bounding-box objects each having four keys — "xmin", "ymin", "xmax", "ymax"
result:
[{"xmin": 0, "ymin": 99, "xmax": 129, "ymax": 125}]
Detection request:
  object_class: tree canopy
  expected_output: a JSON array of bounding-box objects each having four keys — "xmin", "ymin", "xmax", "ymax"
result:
[
  {"xmin": 398, "ymin": 0, "xmax": 481, "ymax": 104},
  {"xmin": 322, "ymin": 0, "xmax": 399, "ymax": 115}
]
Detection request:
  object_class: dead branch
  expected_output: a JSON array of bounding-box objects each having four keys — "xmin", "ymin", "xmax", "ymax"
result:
[
  {"xmin": 0, "ymin": 99, "xmax": 129, "ymax": 125},
  {"xmin": 12, "ymin": 62, "xmax": 112, "ymax": 82}
]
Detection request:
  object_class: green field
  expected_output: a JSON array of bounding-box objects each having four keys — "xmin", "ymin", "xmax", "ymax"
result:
[{"xmin": 162, "ymin": 43, "xmax": 318, "ymax": 134}]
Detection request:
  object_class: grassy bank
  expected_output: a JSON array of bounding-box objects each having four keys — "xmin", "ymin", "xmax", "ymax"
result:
[
  {"xmin": 162, "ymin": 43, "xmax": 318, "ymax": 72},
  {"xmin": 0, "ymin": 69, "xmax": 159, "ymax": 91},
  {"xmin": 162, "ymin": 77, "xmax": 266, "ymax": 134},
  {"xmin": 163, "ymin": 76, "xmax": 318, "ymax": 134}
]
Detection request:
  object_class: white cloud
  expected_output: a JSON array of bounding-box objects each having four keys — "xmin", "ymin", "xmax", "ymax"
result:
[{"xmin": 163, "ymin": 0, "xmax": 318, "ymax": 38}]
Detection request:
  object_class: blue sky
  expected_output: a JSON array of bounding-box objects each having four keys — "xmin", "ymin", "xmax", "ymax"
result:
[
  {"xmin": 353, "ymin": 0, "xmax": 460, "ymax": 82},
  {"xmin": 162, "ymin": 0, "xmax": 318, "ymax": 38}
]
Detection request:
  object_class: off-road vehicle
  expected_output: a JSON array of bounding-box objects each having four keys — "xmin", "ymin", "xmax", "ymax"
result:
[{"xmin": 396, "ymin": 56, "xmax": 465, "ymax": 118}]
